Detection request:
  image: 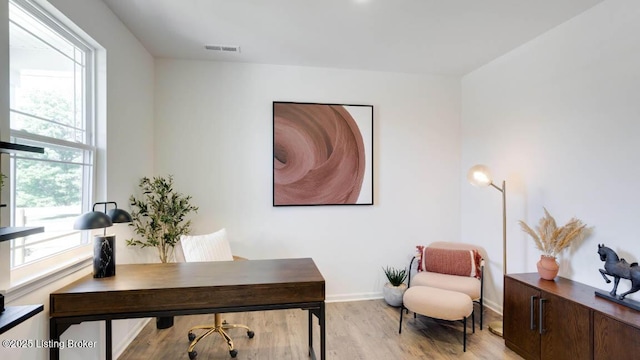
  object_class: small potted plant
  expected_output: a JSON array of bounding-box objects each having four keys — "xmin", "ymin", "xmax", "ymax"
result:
[
  {"xmin": 519, "ymin": 207, "xmax": 589, "ymax": 280},
  {"xmin": 382, "ymin": 266, "xmax": 408, "ymax": 307}
]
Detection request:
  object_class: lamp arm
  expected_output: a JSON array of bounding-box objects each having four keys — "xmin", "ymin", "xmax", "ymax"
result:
[
  {"xmin": 92, "ymin": 201, "xmax": 119, "ymax": 212},
  {"xmin": 489, "ymin": 182, "xmax": 504, "ymax": 193},
  {"xmin": 91, "ymin": 202, "xmax": 120, "ymax": 236}
]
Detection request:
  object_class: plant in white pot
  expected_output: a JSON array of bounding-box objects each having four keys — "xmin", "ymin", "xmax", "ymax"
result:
[{"xmin": 382, "ymin": 266, "xmax": 408, "ymax": 307}]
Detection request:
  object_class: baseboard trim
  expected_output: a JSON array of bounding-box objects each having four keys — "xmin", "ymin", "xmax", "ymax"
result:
[
  {"xmin": 326, "ymin": 292, "xmax": 383, "ymax": 303},
  {"xmin": 325, "ymin": 292, "xmax": 503, "ymax": 315},
  {"xmin": 482, "ymin": 299, "xmax": 502, "ymax": 315},
  {"xmin": 113, "ymin": 318, "xmax": 151, "ymax": 359}
]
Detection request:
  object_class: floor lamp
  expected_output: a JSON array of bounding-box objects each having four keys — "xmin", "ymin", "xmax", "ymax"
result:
[{"xmin": 467, "ymin": 164, "xmax": 506, "ymax": 337}]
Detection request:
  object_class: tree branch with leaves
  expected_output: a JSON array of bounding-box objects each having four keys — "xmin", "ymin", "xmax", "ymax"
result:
[{"xmin": 126, "ymin": 175, "xmax": 198, "ymax": 262}]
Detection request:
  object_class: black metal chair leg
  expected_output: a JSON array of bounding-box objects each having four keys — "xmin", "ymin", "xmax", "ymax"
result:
[
  {"xmin": 480, "ymin": 299, "xmax": 483, "ymax": 330},
  {"xmin": 463, "ymin": 316, "xmax": 467, "ymax": 352},
  {"xmin": 398, "ymin": 305, "xmax": 404, "ymax": 334},
  {"xmin": 472, "ymin": 310, "xmax": 475, "ymax": 333}
]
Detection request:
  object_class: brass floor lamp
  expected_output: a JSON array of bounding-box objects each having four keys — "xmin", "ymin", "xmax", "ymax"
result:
[{"xmin": 467, "ymin": 164, "xmax": 506, "ymax": 337}]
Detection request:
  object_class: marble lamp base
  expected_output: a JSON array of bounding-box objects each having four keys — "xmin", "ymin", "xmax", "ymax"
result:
[{"xmin": 93, "ymin": 235, "xmax": 116, "ymax": 278}]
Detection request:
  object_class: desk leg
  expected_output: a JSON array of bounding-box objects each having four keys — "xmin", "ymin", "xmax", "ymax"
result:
[
  {"xmin": 320, "ymin": 301, "xmax": 327, "ymax": 360},
  {"xmin": 50, "ymin": 319, "xmax": 60, "ymax": 360},
  {"xmin": 308, "ymin": 310, "xmax": 313, "ymax": 357},
  {"xmin": 308, "ymin": 302, "xmax": 326, "ymax": 360},
  {"xmin": 106, "ymin": 319, "xmax": 112, "ymax": 360},
  {"xmin": 320, "ymin": 302, "xmax": 325, "ymax": 360}
]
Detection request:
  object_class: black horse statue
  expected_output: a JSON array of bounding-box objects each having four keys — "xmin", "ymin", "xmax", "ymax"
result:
[{"xmin": 598, "ymin": 244, "xmax": 640, "ymax": 300}]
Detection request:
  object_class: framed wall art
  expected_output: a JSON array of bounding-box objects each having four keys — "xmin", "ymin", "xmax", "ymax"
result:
[{"xmin": 273, "ymin": 101, "xmax": 374, "ymax": 206}]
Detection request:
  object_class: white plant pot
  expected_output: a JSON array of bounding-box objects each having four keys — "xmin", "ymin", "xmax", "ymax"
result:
[{"xmin": 383, "ymin": 283, "xmax": 407, "ymax": 307}]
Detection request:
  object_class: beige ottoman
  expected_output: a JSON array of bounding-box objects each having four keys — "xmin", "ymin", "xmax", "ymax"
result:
[{"xmin": 399, "ymin": 286, "xmax": 474, "ymax": 352}]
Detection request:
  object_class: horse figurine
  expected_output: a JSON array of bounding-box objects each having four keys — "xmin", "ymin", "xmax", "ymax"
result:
[{"xmin": 597, "ymin": 244, "xmax": 640, "ymax": 300}]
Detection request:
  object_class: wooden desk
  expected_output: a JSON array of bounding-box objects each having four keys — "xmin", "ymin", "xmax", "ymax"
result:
[{"xmin": 49, "ymin": 258, "xmax": 325, "ymax": 360}]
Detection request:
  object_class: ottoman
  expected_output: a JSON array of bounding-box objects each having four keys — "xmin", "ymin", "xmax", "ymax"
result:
[{"xmin": 399, "ymin": 286, "xmax": 474, "ymax": 352}]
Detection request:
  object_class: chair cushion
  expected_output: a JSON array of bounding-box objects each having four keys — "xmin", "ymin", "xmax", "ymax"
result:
[
  {"xmin": 179, "ymin": 228, "xmax": 234, "ymax": 262},
  {"xmin": 403, "ymin": 286, "xmax": 473, "ymax": 321},
  {"xmin": 411, "ymin": 271, "xmax": 481, "ymax": 300}
]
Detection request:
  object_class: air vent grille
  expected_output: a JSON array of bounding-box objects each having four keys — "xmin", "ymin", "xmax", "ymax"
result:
[{"xmin": 205, "ymin": 44, "xmax": 241, "ymax": 53}]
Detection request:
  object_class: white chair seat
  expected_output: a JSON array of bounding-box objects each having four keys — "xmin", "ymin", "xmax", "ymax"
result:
[{"xmin": 403, "ymin": 286, "xmax": 473, "ymax": 321}]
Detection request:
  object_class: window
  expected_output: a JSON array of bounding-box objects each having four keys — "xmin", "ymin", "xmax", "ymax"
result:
[{"xmin": 8, "ymin": 0, "xmax": 95, "ymax": 270}]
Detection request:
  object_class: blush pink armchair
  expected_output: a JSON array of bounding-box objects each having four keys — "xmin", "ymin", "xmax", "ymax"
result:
[{"xmin": 399, "ymin": 241, "xmax": 484, "ymax": 352}]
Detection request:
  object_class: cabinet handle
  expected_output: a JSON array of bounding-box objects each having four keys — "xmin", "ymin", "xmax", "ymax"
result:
[
  {"xmin": 539, "ymin": 298, "xmax": 547, "ymax": 334},
  {"xmin": 530, "ymin": 295, "xmax": 538, "ymax": 330}
]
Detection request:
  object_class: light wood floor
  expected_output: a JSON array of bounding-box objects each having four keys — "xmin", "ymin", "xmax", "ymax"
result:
[{"xmin": 118, "ymin": 299, "xmax": 522, "ymax": 360}]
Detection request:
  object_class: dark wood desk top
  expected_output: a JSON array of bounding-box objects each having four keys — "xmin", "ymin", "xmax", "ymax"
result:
[{"xmin": 50, "ymin": 258, "xmax": 325, "ymax": 318}]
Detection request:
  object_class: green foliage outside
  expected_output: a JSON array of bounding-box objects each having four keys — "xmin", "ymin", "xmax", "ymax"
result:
[
  {"xmin": 126, "ymin": 175, "xmax": 199, "ymax": 263},
  {"xmin": 14, "ymin": 89, "xmax": 81, "ymax": 207}
]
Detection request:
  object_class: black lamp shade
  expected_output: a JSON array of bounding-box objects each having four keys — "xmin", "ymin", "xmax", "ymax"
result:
[
  {"xmin": 74, "ymin": 211, "xmax": 113, "ymax": 230},
  {"xmin": 107, "ymin": 208, "xmax": 133, "ymax": 223}
]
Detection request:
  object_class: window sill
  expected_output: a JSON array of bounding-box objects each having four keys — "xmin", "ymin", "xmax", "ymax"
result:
[{"xmin": 6, "ymin": 253, "xmax": 92, "ymax": 303}]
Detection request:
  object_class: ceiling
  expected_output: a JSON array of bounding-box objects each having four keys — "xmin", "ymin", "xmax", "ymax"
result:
[{"xmin": 101, "ymin": 0, "xmax": 603, "ymax": 76}]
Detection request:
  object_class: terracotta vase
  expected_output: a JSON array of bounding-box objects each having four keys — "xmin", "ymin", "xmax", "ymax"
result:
[{"xmin": 537, "ymin": 255, "xmax": 559, "ymax": 280}]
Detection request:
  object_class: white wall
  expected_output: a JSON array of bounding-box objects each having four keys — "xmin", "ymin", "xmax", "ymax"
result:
[
  {"xmin": 461, "ymin": 0, "xmax": 640, "ymax": 311},
  {"xmin": 154, "ymin": 60, "xmax": 462, "ymax": 301},
  {"xmin": 0, "ymin": 0, "xmax": 155, "ymax": 359}
]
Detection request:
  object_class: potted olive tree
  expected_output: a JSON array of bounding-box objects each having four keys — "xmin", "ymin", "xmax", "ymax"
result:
[
  {"xmin": 126, "ymin": 175, "xmax": 198, "ymax": 263},
  {"xmin": 382, "ymin": 266, "xmax": 408, "ymax": 307},
  {"xmin": 126, "ymin": 175, "xmax": 198, "ymax": 329}
]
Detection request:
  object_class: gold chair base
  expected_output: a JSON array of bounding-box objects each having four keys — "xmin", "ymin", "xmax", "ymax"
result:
[{"xmin": 187, "ymin": 313, "xmax": 253, "ymax": 358}]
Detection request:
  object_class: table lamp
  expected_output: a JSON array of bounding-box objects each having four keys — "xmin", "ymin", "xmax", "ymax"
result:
[
  {"xmin": 467, "ymin": 164, "xmax": 506, "ymax": 337},
  {"xmin": 74, "ymin": 201, "xmax": 132, "ymax": 278}
]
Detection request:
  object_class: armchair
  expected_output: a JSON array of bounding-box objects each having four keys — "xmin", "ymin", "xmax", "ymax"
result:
[
  {"xmin": 399, "ymin": 241, "xmax": 484, "ymax": 352},
  {"xmin": 409, "ymin": 241, "xmax": 484, "ymax": 329}
]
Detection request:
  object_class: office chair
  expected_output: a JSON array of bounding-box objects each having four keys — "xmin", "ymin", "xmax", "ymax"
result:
[{"xmin": 176, "ymin": 228, "xmax": 254, "ymax": 359}]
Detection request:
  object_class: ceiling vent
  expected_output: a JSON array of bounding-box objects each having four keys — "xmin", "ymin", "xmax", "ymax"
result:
[{"xmin": 205, "ymin": 44, "xmax": 241, "ymax": 53}]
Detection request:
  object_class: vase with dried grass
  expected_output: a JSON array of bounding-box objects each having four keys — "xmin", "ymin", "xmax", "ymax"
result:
[{"xmin": 519, "ymin": 208, "xmax": 589, "ymax": 280}]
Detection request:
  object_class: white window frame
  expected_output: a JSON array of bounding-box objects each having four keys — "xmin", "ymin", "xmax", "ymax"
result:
[{"xmin": 6, "ymin": 0, "xmax": 97, "ymax": 289}]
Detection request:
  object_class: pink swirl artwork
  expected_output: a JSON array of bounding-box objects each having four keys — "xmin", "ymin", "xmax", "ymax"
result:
[{"xmin": 273, "ymin": 102, "xmax": 373, "ymax": 206}]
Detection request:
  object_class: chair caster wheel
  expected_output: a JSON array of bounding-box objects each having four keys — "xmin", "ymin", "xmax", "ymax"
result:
[
  {"xmin": 230, "ymin": 349, "xmax": 238, "ymax": 358},
  {"xmin": 188, "ymin": 350, "xmax": 197, "ymax": 359},
  {"xmin": 188, "ymin": 332, "xmax": 196, "ymax": 342},
  {"xmin": 247, "ymin": 330, "xmax": 255, "ymax": 338}
]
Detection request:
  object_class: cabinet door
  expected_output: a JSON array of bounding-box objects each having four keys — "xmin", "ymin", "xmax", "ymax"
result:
[
  {"xmin": 504, "ymin": 277, "xmax": 541, "ymax": 360},
  {"xmin": 540, "ymin": 291, "xmax": 591, "ymax": 360},
  {"xmin": 594, "ymin": 312, "xmax": 640, "ymax": 359}
]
